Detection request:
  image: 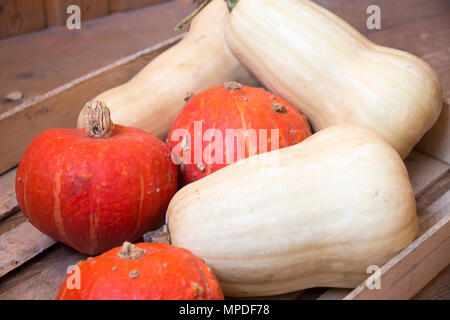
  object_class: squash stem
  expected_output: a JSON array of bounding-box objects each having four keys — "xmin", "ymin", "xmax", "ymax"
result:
[
  {"xmin": 175, "ymin": 0, "xmax": 212, "ymax": 30},
  {"xmin": 225, "ymin": 0, "xmax": 240, "ymax": 11}
]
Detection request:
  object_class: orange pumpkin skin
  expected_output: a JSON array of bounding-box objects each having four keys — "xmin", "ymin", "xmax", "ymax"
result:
[
  {"xmin": 15, "ymin": 125, "xmax": 177, "ymax": 256},
  {"xmin": 168, "ymin": 83, "xmax": 312, "ymax": 185},
  {"xmin": 56, "ymin": 242, "xmax": 224, "ymax": 300}
]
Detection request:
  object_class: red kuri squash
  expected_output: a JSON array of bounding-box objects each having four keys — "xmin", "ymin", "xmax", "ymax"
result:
[
  {"xmin": 15, "ymin": 101, "xmax": 177, "ymax": 255},
  {"xmin": 57, "ymin": 242, "xmax": 224, "ymax": 300},
  {"xmin": 168, "ymin": 82, "xmax": 312, "ymax": 185}
]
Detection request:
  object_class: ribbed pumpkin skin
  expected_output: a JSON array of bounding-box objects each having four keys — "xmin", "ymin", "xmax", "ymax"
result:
[
  {"xmin": 168, "ymin": 85, "xmax": 311, "ymax": 185},
  {"xmin": 56, "ymin": 243, "xmax": 224, "ymax": 300},
  {"xmin": 15, "ymin": 126, "xmax": 177, "ymax": 255}
]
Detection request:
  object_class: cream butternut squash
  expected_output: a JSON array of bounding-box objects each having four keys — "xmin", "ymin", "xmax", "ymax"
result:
[
  {"xmin": 225, "ymin": 0, "xmax": 443, "ymax": 159},
  {"xmin": 77, "ymin": 0, "xmax": 256, "ymax": 138},
  {"xmin": 167, "ymin": 125, "xmax": 418, "ymax": 297}
]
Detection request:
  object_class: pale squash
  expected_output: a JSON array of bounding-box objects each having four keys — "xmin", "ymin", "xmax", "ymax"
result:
[
  {"xmin": 77, "ymin": 0, "xmax": 256, "ymax": 138},
  {"xmin": 225, "ymin": 0, "xmax": 443, "ymax": 159},
  {"xmin": 167, "ymin": 125, "xmax": 418, "ymax": 297}
]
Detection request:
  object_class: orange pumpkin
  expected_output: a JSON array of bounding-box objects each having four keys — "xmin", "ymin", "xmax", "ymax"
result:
[
  {"xmin": 57, "ymin": 242, "xmax": 224, "ymax": 300},
  {"xmin": 168, "ymin": 82, "xmax": 311, "ymax": 185},
  {"xmin": 15, "ymin": 102, "xmax": 177, "ymax": 255}
]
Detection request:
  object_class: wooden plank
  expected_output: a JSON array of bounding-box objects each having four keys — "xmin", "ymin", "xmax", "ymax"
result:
[
  {"xmin": 0, "ymin": 0, "xmax": 47, "ymax": 39},
  {"xmin": 0, "ymin": 212, "xmax": 25, "ymax": 236},
  {"xmin": 0, "ymin": 168, "xmax": 18, "ymax": 221},
  {"xmin": 0, "ymin": 244, "xmax": 85, "ymax": 300},
  {"xmin": 416, "ymin": 100, "xmax": 450, "ymax": 165},
  {"xmin": 109, "ymin": 0, "xmax": 168, "ymax": 12},
  {"xmin": 45, "ymin": 0, "xmax": 109, "ymax": 26},
  {"xmin": 413, "ymin": 265, "xmax": 450, "ymax": 300},
  {"xmin": 0, "ymin": 0, "xmax": 195, "ymax": 175},
  {"xmin": 0, "ymin": 222, "xmax": 56, "ymax": 278},
  {"xmin": 405, "ymin": 151, "xmax": 449, "ymax": 197}
]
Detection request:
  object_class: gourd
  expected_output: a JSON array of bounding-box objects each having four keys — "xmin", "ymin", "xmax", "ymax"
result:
[
  {"xmin": 57, "ymin": 242, "xmax": 224, "ymax": 300},
  {"xmin": 167, "ymin": 125, "xmax": 418, "ymax": 297},
  {"xmin": 16, "ymin": 102, "xmax": 177, "ymax": 255},
  {"xmin": 77, "ymin": 0, "xmax": 257, "ymax": 139},
  {"xmin": 224, "ymin": 0, "xmax": 443, "ymax": 159},
  {"xmin": 167, "ymin": 81, "xmax": 311, "ymax": 185}
]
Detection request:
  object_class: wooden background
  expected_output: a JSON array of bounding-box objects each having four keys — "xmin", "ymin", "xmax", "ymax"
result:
[
  {"xmin": 0, "ymin": 0, "xmax": 169, "ymax": 39},
  {"xmin": 0, "ymin": 0, "xmax": 448, "ymax": 300}
]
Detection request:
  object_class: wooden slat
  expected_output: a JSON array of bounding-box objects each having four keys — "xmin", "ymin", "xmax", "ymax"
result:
[
  {"xmin": 0, "ymin": 244, "xmax": 85, "ymax": 300},
  {"xmin": 0, "ymin": 0, "xmax": 195, "ymax": 175},
  {"xmin": 0, "ymin": 212, "xmax": 25, "ymax": 236},
  {"xmin": 0, "ymin": 168, "xmax": 18, "ymax": 221},
  {"xmin": 0, "ymin": 222, "xmax": 56, "ymax": 278},
  {"xmin": 0, "ymin": 0, "xmax": 46, "ymax": 40},
  {"xmin": 405, "ymin": 151, "xmax": 449, "ymax": 197},
  {"xmin": 416, "ymin": 100, "xmax": 450, "ymax": 165},
  {"xmin": 109, "ymin": 0, "xmax": 168, "ymax": 12},
  {"xmin": 45, "ymin": 0, "xmax": 109, "ymax": 26},
  {"xmin": 413, "ymin": 265, "xmax": 450, "ymax": 299}
]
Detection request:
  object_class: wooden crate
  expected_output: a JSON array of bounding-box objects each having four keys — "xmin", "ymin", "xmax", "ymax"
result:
[{"xmin": 0, "ymin": 0, "xmax": 449, "ymax": 300}]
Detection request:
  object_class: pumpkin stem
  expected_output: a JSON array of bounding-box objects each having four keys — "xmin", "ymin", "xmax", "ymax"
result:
[
  {"xmin": 84, "ymin": 101, "xmax": 115, "ymax": 138},
  {"xmin": 175, "ymin": 0, "xmax": 212, "ymax": 30},
  {"xmin": 224, "ymin": 81, "xmax": 242, "ymax": 91},
  {"xmin": 117, "ymin": 242, "xmax": 146, "ymax": 259},
  {"xmin": 143, "ymin": 224, "xmax": 171, "ymax": 244}
]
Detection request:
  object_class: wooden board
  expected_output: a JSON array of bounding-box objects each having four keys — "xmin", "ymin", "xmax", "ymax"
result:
[
  {"xmin": 0, "ymin": 168, "xmax": 18, "ymax": 221},
  {"xmin": 109, "ymin": 0, "xmax": 168, "ymax": 12},
  {"xmin": 417, "ymin": 100, "xmax": 450, "ymax": 165},
  {"xmin": 0, "ymin": 0, "xmax": 47, "ymax": 39},
  {"xmin": 45, "ymin": 0, "xmax": 109, "ymax": 26}
]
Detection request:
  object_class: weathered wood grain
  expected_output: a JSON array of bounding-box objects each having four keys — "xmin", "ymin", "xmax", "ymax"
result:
[
  {"xmin": 417, "ymin": 100, "xmax": 450, "ymax": 165},
  {"xmin": 0, "ymin": 222, "xmax": 56, "ymax": 278},
  {"xmin": 0, "ymin": 168, "xmax": 18, "ymax": 221},
  {"xmin": 405, "ymin": 151, "xmax": 449, "ymax": 197},
  {"xmin": 109, "ymin": 0, "xmax": 168, "ymax": 12},
  {"xmin": 0, "ymin": 244, "xmax": 85, "ymax": 300},
  {"xmin": 45, "ymin": 0, "xmax": 109, "ymax": 26},
  {"xmin": 413, "ymin": 265, "xmax": 449, "ymax": 300},
  {"xmin": 0, "ymin": 0, "xmax": 47, "ymax": 39}
]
